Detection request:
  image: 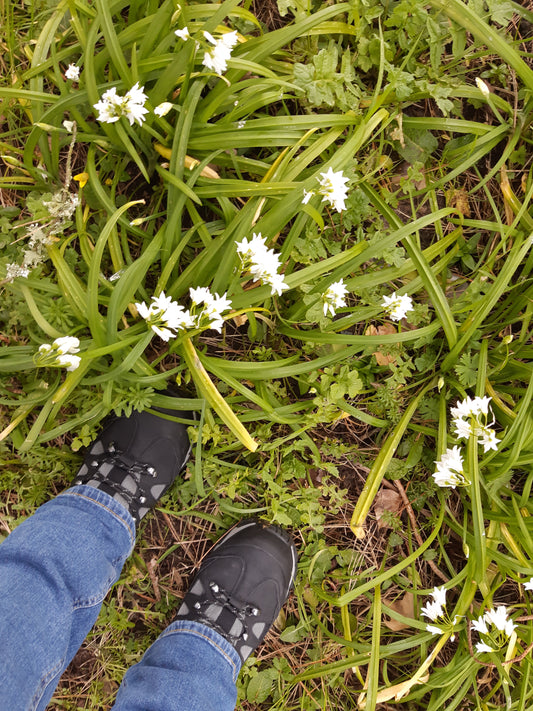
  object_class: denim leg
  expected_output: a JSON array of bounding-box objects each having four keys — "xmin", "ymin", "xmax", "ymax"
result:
[
  {"xmin": 0, "ymin": 484, "xmax": 135, "ymax": 711},
  {"xmin": 112, "ymin": 619, "xmax": 241, "ymax": 711}
]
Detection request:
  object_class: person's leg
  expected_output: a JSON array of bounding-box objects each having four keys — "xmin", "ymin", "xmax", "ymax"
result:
[
  {"xmin": 0, "ymin": 401, "xmax": 191, "ymax": 711},
  {"xmin": 112, "ymin": 519, "xmax": 298, "ymax": 711},
  {"xmin": 112, "ymin": 620, "xmax": 241, "ymax": 711},
  {"xmin": 0, "ymin": 484, "xmax": 135, "ymax": 711}
]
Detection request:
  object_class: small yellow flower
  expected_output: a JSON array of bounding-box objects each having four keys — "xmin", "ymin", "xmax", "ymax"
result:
[{"xmin": 73, "ymin": 172, "xmax": 89, "ymax": 188}]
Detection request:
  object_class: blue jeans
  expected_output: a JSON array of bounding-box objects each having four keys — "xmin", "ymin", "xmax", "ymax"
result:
[{"xmin": 0, "ymin": 485, "xmax": 241, "ymax": 711}]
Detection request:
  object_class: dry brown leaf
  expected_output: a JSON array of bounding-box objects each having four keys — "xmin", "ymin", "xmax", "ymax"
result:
[
  {"xmin": 232, "ymin": 313, "xmax": 248, "ymax": 327},
  {"xmin": 383, "ymin": 592, "xmax": 415, "ymax": 631},
  {"xmin": 374, "ymin": 488, "xmax": 403, "ymax": 529},
  {"xmin": 365, "ymin": 324, "xmax": 397, "ymax": 365},
  {"xmin": 446, "ymin": 187, "xmax": 471, "ymax": 217}
]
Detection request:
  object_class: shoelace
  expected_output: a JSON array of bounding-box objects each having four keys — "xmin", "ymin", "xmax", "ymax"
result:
[
  {"xmin": 192, "ymin": 581, "xmax": 262, "ymax": 645},
  {"xmin": 74, "ymin": 443, "xmax": 158, "ymax": 520}
]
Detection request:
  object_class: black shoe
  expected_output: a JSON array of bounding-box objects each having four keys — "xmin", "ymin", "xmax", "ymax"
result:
[
  {"xmin": 72, "ymin": 398, "xmax": 193, "ymax": 523},
  {"xmin": 174, "ymin": 519, "xmax": 298, "ymax": 664}
]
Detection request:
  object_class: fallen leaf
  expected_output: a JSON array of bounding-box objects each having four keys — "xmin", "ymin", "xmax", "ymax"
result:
[
  {"xmin": 383, "ymin": 592, "xmax": 415, "ymax": 631},
  {"xmin": 374, "ymin": 488, "xmax": 403, "ymax": 529},
  {"xmin": 366, "ymin": 324, "xmax": 398, "ymax": 365},
  {"xmin": 233, "ymin": 313, "xmax": 248, "ymax": 327}
]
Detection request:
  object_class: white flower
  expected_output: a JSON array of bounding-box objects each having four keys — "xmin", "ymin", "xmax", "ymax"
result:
[
  {"xmin": 135, "ymin": 291, "xmax": 193, "ymax": 340},
  {"xmin": 62, "ymin": 120, "xmax": 75, "ymax": 132},
  {"xmin": 174, "ymin": 26, "xmax": 190, "ymax": 40},
  {"xmin": 484, "ymin": 606, "xmax": 515, "ymax": 635},
  {"xmin": 36, "ymin": 336, "xmax": 82, "ymax": 370},
  {"xmin": 220, "ymin": 30, "xmax": 239, "ymax": 48},
  {"xmin": 433, "ymin": 446, "xmax": 467, "ymax": 488},
  {"xmin": 430, "ymin": 586, "xmax": 447, "ymax": 608},
  {"xmin": 235, "ymin": 233, "xmax": 288, "ymax": 296},
  {"xmin": 126, "ymin": 82, "xmax": 148, "ymax": 106},
  {"xmin": 524, "ymin": 577, "xmax": 533, "ymax": 591},
  {"xmin": 426, "ymin": 624, "xmax": 443, "ymax": 636},
  {"xmin": 318, "ymin": 167, "xmax": 349, "ymax": 212},
  {"xmin": 150, "ymin": 325, "xmax": 174, "ymax": 341},
  {"xmin": 65, "ymin": 64, "xmax": 80, "ymax": 81},
  {"xmin": 93, "ymin": 87, "xmax": 121, "ymax": 123},
  {"xmin": 475, "ymin": 642, "xmax": 494, "ymax": 654},
  {"xmin": 450, "ymin": 396, "xmax": 491, "ymax": 420},
  {"xmin": 154, "ymin": 102, "xmax": 173, "ymax": 117},
  {"xmin": 421, "ymin": 600, "xmax": 444, "ymax": 621},
  {"xmin": 471, "ymin": 616, "xmax": 489, "ymax": 635},
  {"xmin": 94, "ymin": 82, "xmax": 148, "ymax": 126},
  {"xmin": 479, "ymin": 427, "xmax": 500, "ymax": 453},
  {"xmin": 56, "ymin": 354, "xmax": 81, "ymax": 371},
  {"xmin": 189, "ymin": 286, "xmax": 213, "ymax": 305},
  {"xmin": 303, "ymin": 168, "xmax": 349, "ymax": 213},
  {"xmin": 450, "ymin": 396, "xmax": 500, "ymax": 452},
  {"xmin": 53, "ymin": 336, "xmax": 80, "ymax": 355},
  {"xmin": 123, "ymin": 83, "xmax": 149, "ymax": 125},
  {"xmin": 268, "ymin": 272, "xmax": 289, "ymax": 296},
  {"xmin": 452, "ymin": 417, "xmax": 473, "ymax": 440},
  {"xmin": 202, "ymin": 30, "xmax": 238, "ymax": 75},
  {"xmin": 381, "ymin": 292, "xmax": 414, "ymax": 321},
  {"xmin": 504, "ymin": 619, "xmax": 516, "ymax": 637},
  {"xmin": 475, "ymin": 77, "xmax": 490, "ymax": 98},
  {"xmin": 207, "ymin": 292, "xmax": 233, "ymax": 316},
  {"xmin": 322, "ymin": 279, "xmax": 348, "ymax": 317},
  {"xmin": 188, "ymin": 286, "xmax": 232, "ymax": 333}
]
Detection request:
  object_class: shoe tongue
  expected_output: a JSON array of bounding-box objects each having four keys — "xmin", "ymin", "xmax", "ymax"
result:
[{"xmin": 213, "ymin": 606, "xmax": 245, "ymax": 639}]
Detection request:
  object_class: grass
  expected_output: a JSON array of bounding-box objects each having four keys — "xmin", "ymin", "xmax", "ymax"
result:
[{"xmin": 2, "ymin": 0, "xmax": 533, "ymax": 708}]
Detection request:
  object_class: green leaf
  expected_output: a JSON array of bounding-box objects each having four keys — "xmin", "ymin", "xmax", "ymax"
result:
[{"xmin": 246, "ymin": 668, "xmax": 278, "ymax": 704}]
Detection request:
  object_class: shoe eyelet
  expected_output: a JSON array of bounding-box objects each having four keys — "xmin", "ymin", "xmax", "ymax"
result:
[
  {"xmin": 139, "ymin": 496, "xmax": 146, "ymax": 504},
  {"xmin": 107, "ymin": 442, "xmax": 116, "ymax": 453},
  {"xmin": 251, "ymin": 607, "xmax": 260, "ymax": 616},
  {"xmin": 210, "ymin": 582, "xmax": 219, "ymax": 593},
  {"xmin": 194, "ymin": 602, "xmax": 201, "ymax": 610},
  {"xmin": 242, "ymin": 633, "xmax": 248, "ymax": 641},
  {"xmin": 90, "ymin": 460, "xmax": 99, "ymax": 467},
  {"xmin": 147, "ymin": 466, "xmax": 157, "ymax": 477}
]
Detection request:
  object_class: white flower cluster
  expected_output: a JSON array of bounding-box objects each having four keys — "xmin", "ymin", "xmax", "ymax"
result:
[
  {"xmin": 93, "ymin": 82, "xmax": 148, "ymax": 126},
  {"xmin": 189, "ymin": 287, "xmax": 232, "ymax": 333},
  {"xmin": 36, "ymin": 336, "xmax": 81, "ymax": 371},
  {"xmin": 235, "ymin": 232, "xmax": 288, "ymax": 296},
  {"xmin": 381, "ymin": 292, "xmax": 414, "ymax": 321},
  {"xmin": 322, "ymin": 279, "xmax": 348, "ymax": 317},
  {"xmin": 202, "ymin": 30, "xmax": 238, "ymax": 75},
  {"xmin": 421, "ymin": 586, "xmax": 447, "ymax": 635},
  {"xmin": 433, "ymin": 396, "xmax": 500, "ymax": 489},
  {"xmin": 450, "ymin": 396, "xmax": 500, "ymax": 452},
  {"xmin": 135, "ymin": 288, "xmax": 232, "ymax": 341},
  {"xmin": 433, "ymin": 445, "xmax": 467, "ymax": 488},
  {"xmin": 65, "ymin": 64, "xmax": 80, "ymax": 81},
  {"xmin": 303, "ymin": 167, "xmax": 349, "ymax": 213},
  {"xmin": 472, "ymin": 606, "xmax": 516, "ymax": 654},
  {"xmin": 175, "ymin": 26, "xmax": 239, "ymax": 76},
  {"xmin": 135, "ymin": 292, "xmax": 195, "ymax": 341},
  {"xmin": 421, "ymin": 586, "xmax": 459, "ymax": 640},
  {"xmin": 524, "ymin": 577, "xmax": 533, "ymax": 591}
]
